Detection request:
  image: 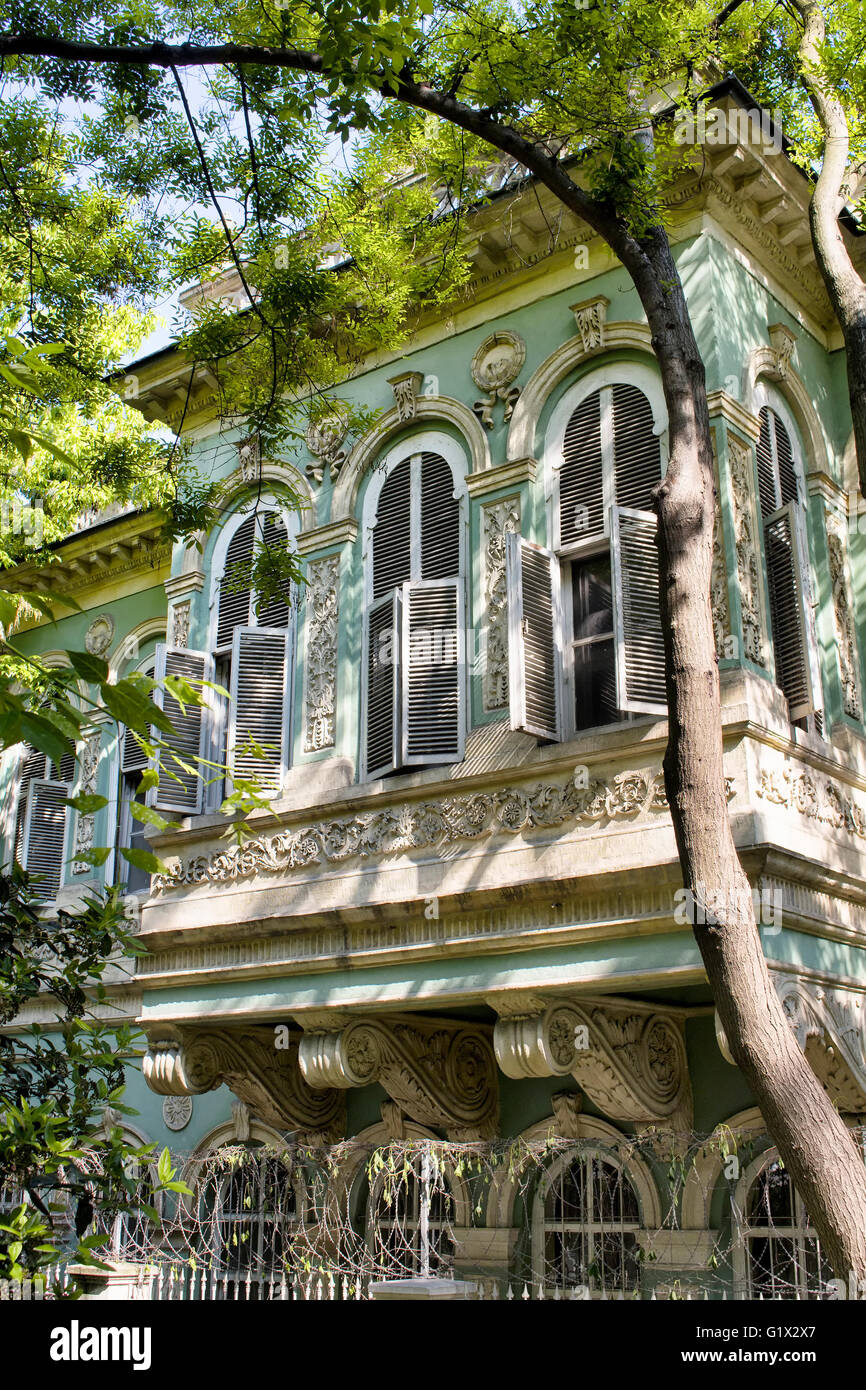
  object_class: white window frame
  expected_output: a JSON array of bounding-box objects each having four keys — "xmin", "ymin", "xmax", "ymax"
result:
[
  {"xmin": 531, "ymin": 1145, "xmax": 642, "ymax": 1298},
  {"xmin": 733, "ymin": 1150, "xmax": 830, "ymax": 1300},
  {"xmin": 542, "ymin": 364, "xmax": 668, "ymax": 737},
  {"xmin": 365, "ymin": 1149, "xmax": 456, "ymax": 1279},
  {"xmin": 360, "ymin": 430, "xmax": 469, "ymax": 781}
]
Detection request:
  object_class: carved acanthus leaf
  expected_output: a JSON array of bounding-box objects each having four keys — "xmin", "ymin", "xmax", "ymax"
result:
[
  {"xmin": 481, "ymin": 497, "xmax": 520, "ymax": 710},
  {"xmin": 303, "ymin": 555, "xmax": 340, "ymax": 751}
]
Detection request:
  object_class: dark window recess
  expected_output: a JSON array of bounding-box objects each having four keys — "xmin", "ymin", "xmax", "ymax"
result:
[
  {"xmin": 571, "ymin": 556, "xmax": 621, "ymax": 732},
  {"xmin": 119, "ymin": 770, "xmax": 151, "ymax": 894}
]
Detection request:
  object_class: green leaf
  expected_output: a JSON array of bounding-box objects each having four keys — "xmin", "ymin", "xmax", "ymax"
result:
[
  {"xmin": 19, "ymin": 712, "xmax": 71, "ymax": 767},
  {"xmin": 65, "ymin": 650, "xmax": 109, "ymax": 684},
  {"xmin": 64, "ymin": 793, "xmax": 109, "ymax": 814},
  {"xmin": 71, "ymin": 847, "xmax": 112, "ymax": 867},
  {"xmin": 127, "ymin": 801, "xmax": 178, "ymax": 831},
  {"xmin": 120, "ymin": 846, "xmax": 166, "ymax": 874}
]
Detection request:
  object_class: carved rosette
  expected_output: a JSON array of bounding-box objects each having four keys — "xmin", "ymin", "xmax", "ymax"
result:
[
  {"xmin": 72, "ymin": 731, "xmax": 101, "ymax": 874},
  {"xmin": 481, "ymin": 496, "xmax": 520, "ymax": 710},
  {"xmin": 298, "ymin": 1015, "xmax": 499, "ymax": 1140},
  {"xmin": 825, "ymin": 515, "xmax": 862, "ymax": 719},
  {"xmin": 303, "ymin": 555, "xmax": 340, "ymax": 751},
  {"xmin": 144, "ymin": 1027, "xmax": 345, "ymax": 1142},
  {"xmin": 728, "ymin": 435, "xmax": 766, "ymax": 666},
  {"xmin": 470, "ymin": 332, "xmax": 525, "ymax": 429},
  {"xmin": 494, "ymin": 998, "xmax": 692, "ymax": 1128}
]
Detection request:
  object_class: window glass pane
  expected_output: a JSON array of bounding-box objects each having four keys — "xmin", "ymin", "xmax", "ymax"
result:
[{"xmin": 574, "ymin": 639, "xmax": 618, "ymax": 731}]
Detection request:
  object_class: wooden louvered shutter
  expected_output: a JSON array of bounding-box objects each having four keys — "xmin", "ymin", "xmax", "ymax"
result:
[
  {"xmin": 610, "ymin": 506, "xmax": 667, "ymax": 715},
  {"xmin": 612, "ymin": 383, "xmax": 662, "ymax": 512},
  {"xmin": 764, "ymin": 502, "xmax": 821, "ymax": 719},
  {"xmin": 148, "ymin": 645, "xmax": 212, "ymax": 814},
  {"xmin": 560, "ymin": 390, "xmax": 604, "ymax": 545},
  {"xmin": 506, "ymin": 533, "xmax": 561, "ymax": 740},
  {"xmin": 420, "ymin": 452, "xmax": 460, "ymax": 579},
  {"xmin": 227, "ymin": 627, "xmax": 289, "ymax": 793},
  {"xmin": 401, "ymin": 579, "xmax": 464, "ymax": 766},
  {"xmin": 366, "ymin": 590, "xmax": 402, "ymax": 778},
  {"xmin": 23, "ymin": 779, "xmax": 69, "ymax": 899},
  {"xmin": 216, "ymin": 515, "xmax": 255, "ymax": 647},
  {"xmin": 373, "ymin": 458, "xmax": 412, "ymax": 599},
  {"xmin": 254, "ymin": 512, "xmax": 292, "ymax": 630},
  {"xmin": 15, "ymin": 748, "xmax": 46, "ymax": 862}
]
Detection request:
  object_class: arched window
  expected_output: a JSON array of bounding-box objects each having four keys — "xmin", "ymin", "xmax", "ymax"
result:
[
  {"xmin": 197, "ymin": 1146, "xmax": 300, "ymax": 1278},
  {"xmin": 532, "ymin": 1148, "xmax": 641, "ymax": 1296},
  {"xmin": 738, "ymin": 1156, "xmax": 831, "ymax": 1299},
  {"xmin": 509, "ymin": 369, "xmax": 667, "ymax": 741},
  {"xmin": 149, "ymin": 500, "xmax": 296, "ymax": 816},
  {"xmin": 365, "ymin": 1150, "xmax": 455, "ymax": 1278},
  {"xmin": 755, "ymin": 397, "xmax": 823, "ymax": 727},
  {"xmin": 117, "ymin": 660, "xmax": 155, "ymax": 895},
  {"xmin": 13, "ymin": 744, "xmax": 75, "ymax": 900},
  {"xmin": 362, "ymin": 439, "xmax": 466, "ymax": 779}
]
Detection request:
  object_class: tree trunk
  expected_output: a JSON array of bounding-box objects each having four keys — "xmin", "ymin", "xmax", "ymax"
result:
[
  {"xmin": 793, "ymin": 0, "xmax": 866, "ymax": 498},
  {"xmin": 623, "ymin": 223, "xmax": 866, "ymax": 1283}
]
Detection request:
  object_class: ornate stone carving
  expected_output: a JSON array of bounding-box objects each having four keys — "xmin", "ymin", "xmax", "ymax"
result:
[
  {"xmin": 143, "ymin": 1027, "xmax": 345, "ymax": 1142},
  {"xmin": 170, "ymin": 600, "xmax": 191, "ymax": 650},
  {"xmin": 481, "ymin": 496, "xmax": 520, "ymax": 709},
  {"xmin": 728, "ymin": 435, "xmax": 766, "ymax": 666},
  {"xmin": 387, "ymin": 371, "xmax": 424, "ymax": 422},
  {"xmin": 303, "ymin": 555, "xmax": 340, "ymax": 751},
  {"xmin": 162, "ymin": 1095, "xmax": 193, "ymax": 1131},
  {"xmin": 380, "ymin": 1100, "xmax": 407, "ymax": 1141},
  {"xmin": 153, "ymin": 765, "xmax": 732, "ymax": 894},
  {"xmin": 569, "ymin": 295, "xmax": 609, "ymax": 353},
  {"xmin": 775, "ymin": 975, "xmax": 866, "ymax": 1113},
  {"xmin": 237, "ymin": 434, "xmax": 261, "ymax": 483},
  {"xmin": 72, "ymin": 731, "xmax": 101, "ymax": 874},
  {"xmin": 305, "ymin": 409, "xmax": 349, "ymax": 484},
  {"xmin": 755, "ymin": 762, "xmax": 866, "ymax": 839},
  {"xmin": 84, "ymin": 614, "xmax": 115, "ymax": 657},
  {"xmin": 298, "ymin": 1015, "xmax": 499, "ymax": 1140},
  {"xmin": 826, "ymin": 515, "xmax": 862, "ymax": 719},
  {"xmin": 470, "ymin": 331, "xmax": 525, "ymax": 428},
  {"xmin": 550, "ymin": 1090, "xmax": 583, "ymax": 1140},
  {"xmin": 494, "ymin": 997, "xmax": 692, "ymax": 1128},
  {"xmin": 768, "ymin": 323, "xmax": 797, "ymax": 380},
  {"xmin": 710, "ymin": 484, "xmax": 732, "ymax": 659}
]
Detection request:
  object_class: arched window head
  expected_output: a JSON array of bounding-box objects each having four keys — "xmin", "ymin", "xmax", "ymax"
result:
[
  {"xmin": 533, "ymin": 1147, "xmax": 641, "ymax": 1296},
  {"xmin": 755, "ymin": 397, "xmax": 823, "ymax": 728},
  {"xmin": 508, "ymin": 371, "xmax": 667, "ymax": 742},
  {"xmin": 363, "ymin": 440, "xmax": 466, "ymax": 780}
]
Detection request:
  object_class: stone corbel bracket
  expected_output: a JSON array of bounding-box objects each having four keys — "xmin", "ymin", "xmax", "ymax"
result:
[
  {"xmin": 777, "ymin": 976, "xmax": 866, "ymax": 1114},
  {"xmin": 143, "ymin": 1026, "xmax": 346, "ymax": 1142},
  {"xmin": 297, "ymin": 1014, "xmax": 500, "ymax": 1140},
  {"xmin": 493, "ymin": 996, "xmax": 693, "ymax": 1130}
]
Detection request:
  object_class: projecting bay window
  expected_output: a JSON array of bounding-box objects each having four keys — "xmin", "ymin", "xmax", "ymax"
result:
[
  {"xmin": 13, "ymin": 745, "xmax": 75, "ymax": 901},
  {"xmin": 363, "ymin": 445, "xmax": 466, "ymax": 780},
  {"xmin": 507, "ymin": 375, "xmax": 668, "ymax": 741},
  {"xmin": 756, "ymin": 401, "xmax": 823, "ymax": 730}
]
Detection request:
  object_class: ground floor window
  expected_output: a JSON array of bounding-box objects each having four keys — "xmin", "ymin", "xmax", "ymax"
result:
[{"xmin": 533, "ymin": 1148, "xmax": 641, "ymax": 1296}]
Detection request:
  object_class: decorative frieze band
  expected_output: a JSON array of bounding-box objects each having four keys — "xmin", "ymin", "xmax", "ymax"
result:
[
  {"xmin": 143, "ymin": 1026, "xmax": 345, "ymax": 1142},
  {"xmin": 481, "ymin": 496, "xmax": 521, "ymax": 711},
  {"xmin": 493, "ymin": 996, "xmax": 692, "ymax": 1129},
  {"xmin": 756, "ymin": 763, "xmax": 866, "ymax": 839},
  {"xmin": 151, "ymin": 765, "xmax": 687, "ymax": 894},
  {"xmin": 303, "ymin": 555, "xmax": 340, "ymax": 752},
  {"xmin": 298, "ymin": 1014, "xmax": 499, "ymax": 1139}
]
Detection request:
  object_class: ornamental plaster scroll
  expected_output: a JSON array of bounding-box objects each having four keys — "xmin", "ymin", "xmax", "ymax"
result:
[
  {"xmin": 152, "ymin": 766, "xmax": 726, "ymax": 895},
  {"xmin": 169, "ymin": 600, "xmax": 191, "ymax": 650},
  {"xmin": 85, "ymin": 613, "xmax": 115, "ymax": 657},
  {"xmin": 569, "ymin": 295, "xmax": 609, "ymax": 353},
  {"xmin": 755, "ymin": 762, "xmax": 866, "ymax": 840},
  {"xmin": 305, "ymin": 408, "xmax": 349, "ymax": 484},
  {"xmin": 470, "ymin": 331, "xmax": 525, "ymax": 429},
  {"xmin": 825, "ymin": 513, "xmax": 862, "ymax": 720},
  {"xmin": 143, "ymin": 1026, "xmax": 346, "ymax": 1142},
  {"xmin": 776, "ymin": 975, "xmax": 866, "ymax": 1114},
  {"xmin": 72, "ymin": 731, "xmax": 101, "ymax": 874},
  {"xmin": 303, "ymin": 555, "xmax": 340, "ymax": 751},
  {"xmin": 493, "ymin": 997, "xmax": 693, "ymax": 1130},
  {"xmin": 237, "ymin": 434, "xmax": 261, "ymax": 484},
  {"xmin": 297, "ymin": 1014, "xmax": 499, "ymax": 1140},
  {"xmin": 728, "ymin": 435, "xmax": 767, "ymax": 667},
  {"xmin": 767, "ymin": 323, "xmax": 798, "ymax": 382},
  {"xmin": 387, "ymin": 370, "xmax": 425, "ymax": 422},
  {"xmin": 481, "ymin": 496, "xmax": 520, "ymax": 711},
  {"xmin": 710, "ymin": 459, "xmax": 732, "ymax": 661}
]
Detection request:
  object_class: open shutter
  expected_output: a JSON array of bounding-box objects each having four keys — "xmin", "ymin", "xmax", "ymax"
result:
[
  {"xmin": 764, "ymin": 502, "xmax": 822, "ymax": 720},
  {"xmin": 610, "ymin": 505, "xmax": 667, "ymax": 715},
  {"xmin": 401, "ymin": 579, "xmax": 464, "ymax": 767},
  {"xmin": 227, "ymin": 626, "xmax": 290, "ymax": 794},
  {"xmin": 149, "ymin": 644, "xmax": 212, "ymax": 814},
  {"xmin": 254, "ymin": 512, "xmax": 292, "ymax": 630},
  {"xmin": 22, "ymin": 780, "xmax": 69, "ymax": 899},
  {"xmin": 365, "ymin": 590, "xmax": 402, "ymax": 778},
  {"xmin": 506, "ymin": 533, "xmax": 561, "ymax": 740},
  {"xmin": 373, "ymin": 458, "xmax": 412, "ymax": 599},
  {"xmin": 560, "ymin": 390, "xmax": 604, "ymax": 545}
]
